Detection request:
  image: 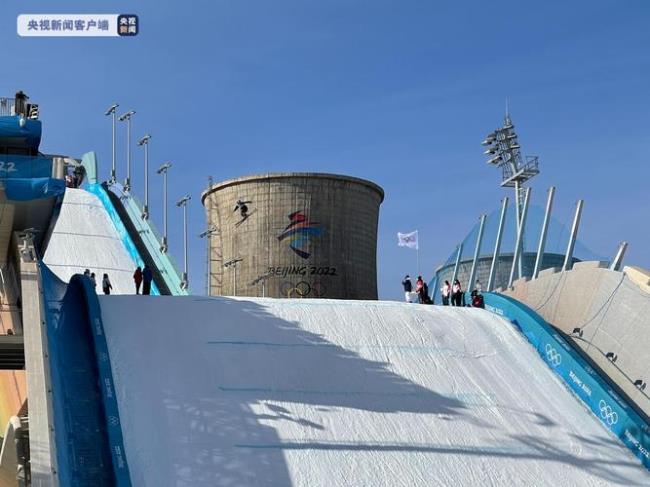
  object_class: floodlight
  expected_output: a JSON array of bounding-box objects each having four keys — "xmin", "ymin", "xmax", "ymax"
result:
[
  {"xmin": 104, "ymin": 103, "xmax": 119, "ymax": 116},
  {"xmin": 176, "ymin": 195, "xmax": 191, "ymax": 207},
  {"xmin": 157, "ymin": 162, "xmax": 172, "ymax": 174},
  {"xmin": 118, "ymin": 110, "xmax": 136, "ymax": 121},
  {"xmin": 138, "ymin": 134, "xmax": 151, "ymax": 146},
  {"xmin": 487, "ymin": 155, "xmax": 502, "ymax": 165}
]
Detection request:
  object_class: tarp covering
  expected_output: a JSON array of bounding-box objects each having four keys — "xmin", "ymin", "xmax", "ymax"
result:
[
  {"xmin": 3, "ymin": 177, "xmax": 64, "ymax": 201},
  {"xmin": 99, "ymin": 296, "xmax": 648, "ymax": 486},
  {"xmin": 0, "ymin": 116, "xmax": 41, "ymax": 150},
  {"xmin": 0, "ymin": 153, "xmax": 52, "ymax": 179}
]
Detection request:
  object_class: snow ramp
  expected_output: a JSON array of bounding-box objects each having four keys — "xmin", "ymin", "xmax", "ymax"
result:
[
  {"xmin": 43, "ymin": 187, "xmax": 152, "ymax": 295},
  {"xmin": 98, "ymin": 297, "xmax": 649, "ymax": 486}
]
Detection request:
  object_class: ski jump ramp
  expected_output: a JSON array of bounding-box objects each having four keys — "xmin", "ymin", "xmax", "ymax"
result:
[{"xmin": 98, "ymin": 297, "xmax": 648, "ymax": 486}]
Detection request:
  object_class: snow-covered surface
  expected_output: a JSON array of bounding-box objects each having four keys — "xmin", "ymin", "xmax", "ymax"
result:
[
  {"xmin": 43, "ymin": 188, "xmax": 137, "ymax": 294},
  {"xmin": 99, "ymin": 297, "xmax": 649, "ymax": 486}
]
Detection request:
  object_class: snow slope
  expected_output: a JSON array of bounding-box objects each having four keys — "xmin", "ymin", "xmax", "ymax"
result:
[
  {"xmin": 99, "ymin": 297, "xmax": 649, "ymax": 486},
  {"xmin": 43, "ymin": 188, "xmax": 137, "ymax": 294}
]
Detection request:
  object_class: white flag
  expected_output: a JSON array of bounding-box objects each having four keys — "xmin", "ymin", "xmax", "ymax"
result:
[{"xmin": 397, "ymin": 230, "xmax": 418, "ymax": 250}]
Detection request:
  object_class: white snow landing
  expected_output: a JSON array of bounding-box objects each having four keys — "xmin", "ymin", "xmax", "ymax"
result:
[
  {"xmin": 43, "ymin": 188, "xmax": 137, "ymax": 294},
  {"xmin": 99, "ymin": 297, "xmax": 649, "ymax": 486}
]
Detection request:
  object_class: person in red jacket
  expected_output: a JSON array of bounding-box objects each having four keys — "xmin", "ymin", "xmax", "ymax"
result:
[
  {"xmin": 415, "ymin": 276, "xmax": 424, "ymax": 303},
  {"xmin": 133, "ymin": 266, "xmax": 143, "ymax": 295}
]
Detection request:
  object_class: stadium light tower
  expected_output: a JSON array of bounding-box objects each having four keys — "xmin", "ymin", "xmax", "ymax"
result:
[
  {"xmin": 104, "ymin": 103, "xmax": 119, "ymax": 184},
  {"xmin": 118, "ymin": 110, "xmax": 136, "ymax": 192},
  {"xmin": 137, "ymin": 134, "xmax": 152, "ymax": 219},
  {"xmin": 176, "ymin": 195, "xmax": 191, "ymax": 290},
  {"xmin": 482, "ymin": 106, "xmax": 539, "ymax": 278}
]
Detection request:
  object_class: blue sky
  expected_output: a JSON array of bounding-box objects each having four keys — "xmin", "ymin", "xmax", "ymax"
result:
[{"xmin": 2, "ymin": 0, "xmax": 649, "ymax": 299}]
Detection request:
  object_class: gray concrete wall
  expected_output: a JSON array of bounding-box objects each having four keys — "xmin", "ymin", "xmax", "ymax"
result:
[
  {"xmin": 503, "ymin": 262, "xmax": 650, "ymax": 416},
  {"xmin": 18, "ymin": 233, "xmax": 57, "ymax": 486},
  {"xmin": 202, "ymin": 173, "xmax": 384, "ymax": 299}
]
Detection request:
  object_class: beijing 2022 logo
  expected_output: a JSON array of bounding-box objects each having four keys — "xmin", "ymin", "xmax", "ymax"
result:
[{"xmin": 278, "ymin": 211, "xmax": 323, "ymax": 259}]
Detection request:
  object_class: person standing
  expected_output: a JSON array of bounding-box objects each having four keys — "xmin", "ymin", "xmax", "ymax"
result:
[
  {"xmin": 90, "ymin": 272, "xmax": 97, "ymax": 289},
  {"xmin": 142, "ymin": 265, "xmax": 153, "ymax": 295},
  {"xmin": 422, "ymin": 281, "xmax": 431, "ymax": 304},
  {"xmin": 475, "ymin": 279, "xmax": 483, "ymax": 294},
  {"xmin": 441, "ymin": 280, "xmax": 451, "ymax": 306},
  {"xmin": 415, "ymin": 276, "xmax": 424, "ymax": 304},
  {"xmin": 102, "ymin": 274, "xmax": 112, "ymax": 295},
  {"xmin": 401, "ymin": 275, "xmax": 413, "ymax": 303},
  {"xmin": 452, "ymin": 279, "xmax": 463, "ymax": 306},
  {"xmin": 133, "ymin": 266, "xmax": 143, "ymax": 295}
]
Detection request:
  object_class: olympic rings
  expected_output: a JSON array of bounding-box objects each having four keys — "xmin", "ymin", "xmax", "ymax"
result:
[
  {"xmin": 598, "ymin": 399, "xmax": 618, "ymax": 425},
  {"xmin": 280, "ymin": 280, "xmax": 327, "ymax": 298},
  {"xmin": 544, "ymin": 343, "xmax": 562, "ymax": 367}
]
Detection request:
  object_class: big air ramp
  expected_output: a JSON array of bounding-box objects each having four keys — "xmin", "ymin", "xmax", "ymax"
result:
[
  {"xmin": 43, "ymin": 188, "xmax": 138, "ymax": 294},
  {"xmin": 98, "ymin": 297, "xmax": 648, "ymax": 486}
]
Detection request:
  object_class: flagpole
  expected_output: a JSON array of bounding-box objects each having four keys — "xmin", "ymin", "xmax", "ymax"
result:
[{"xmin": 417, "ymin": 231, "xmax": 420, "ymax": 275}]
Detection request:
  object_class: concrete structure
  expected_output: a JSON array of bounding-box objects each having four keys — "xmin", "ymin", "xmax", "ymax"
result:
[
  {"xmin": 201, "ymin": 173, "xmax": 384, "ymax": 299},
  {"xmin": 504, "ymin": 262, "xmax": 650, "ymax": 417},
  {"xmin": 19, "ymin": 233, "xmax": 57, "ymax": 486}
]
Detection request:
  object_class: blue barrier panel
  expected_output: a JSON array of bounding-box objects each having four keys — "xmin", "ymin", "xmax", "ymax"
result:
[
  {"xmin": 86, "ymin": 183, "xmax": 160, "ymax": 295},
  {"xmin": 41, "ymin": 264, "xmax": 132, "ymax": 485},
  {"xmin": 483, "ymin": 292, "xmax": 650, "ymax": 470},
  {"xmin": 3, "ymin": 177, "xmax": 65, "ymax": 200},
  {"xmin": 0, "ymin": 116, "xmax": 42, "ymax": 150},
  {"xmin": 0, "ymin": 153, "xmax": 52, "ymax": 178}
]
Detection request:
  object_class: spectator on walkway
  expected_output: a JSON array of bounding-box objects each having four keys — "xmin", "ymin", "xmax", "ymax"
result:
[
  {"xmin": 415, "ymin": 276, "xmax": 424, "ymax": 303},
  {"xmin": 402, "ymin": 275, "xmax": 413, "ymax": 303},
  {"xmin": 451, "ymin": 279, "xmax": 463, "ymax": 306},
  {"xmin": 475, "ymin": 279, "xmax": 483, "ymax": 294},
  {"xmin": 90, "ymin": 272, "xmax": 97, "ymax": 289},
  {"xmin": 142, "ymin": 265, "xmax": 153, "ymax": 295},
  {"xmin": 83, "ymin": 269, "xmax": 90, "ymax": 278},
  {"xmin": 133, "ymin": 266, "xmax": 143, "ymax": 295},
  {"xmin": 471, "ymin": 290, "xmax": 485, "ymax": 308},
  {"xmin": 422, "ymin": 281, "xmax": 432, "ymax": 304},
  {"xmin": 441, "ymin": 280, "xmax": 451, "ymax": 306},
  {"xmin": 102, "ymin": 274, "xmax": 112, "ymax": 295}
]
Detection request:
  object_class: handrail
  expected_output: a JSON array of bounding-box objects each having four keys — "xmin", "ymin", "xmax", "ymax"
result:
[
  {"xmin": 105, "ymin": 183, "xmax": 188, "ymax": 295},
  {"xmin": 0, "ymin": 98, "xmax": 15, "ymax": 117}
]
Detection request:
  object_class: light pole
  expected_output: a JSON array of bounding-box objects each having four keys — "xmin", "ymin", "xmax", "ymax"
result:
[
  {"xmin": 137, "ymin": 134, "xmax": 152, "ymax": 219},
  {"xmin": 104, "ymin": 103, "xmax": 119, "ymax": 184},
  {"xmin": 224, "ymin": 258, "xmax": 243, "ymax": 296},
  {"xmin": 176, "ymin": 195, "xmax": 191, "ymax": 289},
  {"xmin": 199, "ymin": 226, "xmax": 218, "ymax": 295},
  {"xmin": 118, "ymin": 110, "xmax": 136, "ymax": 192},
  {"xmin": 251, "ymin": 272, "xmax": 271, "ymax": 298},
  {"xmin": 156, "ymin": 162, "xmax": 172, "ymax": 252}
]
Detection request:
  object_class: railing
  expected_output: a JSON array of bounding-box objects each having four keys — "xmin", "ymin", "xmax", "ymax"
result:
[{"xmin": 0, "ymin": 97, "xmax": 15, "ymax": 117}]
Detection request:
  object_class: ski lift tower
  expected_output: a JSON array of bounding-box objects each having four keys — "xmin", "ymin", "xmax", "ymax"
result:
[{"xmin": 482, "ymin": 110, "xmax": 539, "ymax": 278}]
